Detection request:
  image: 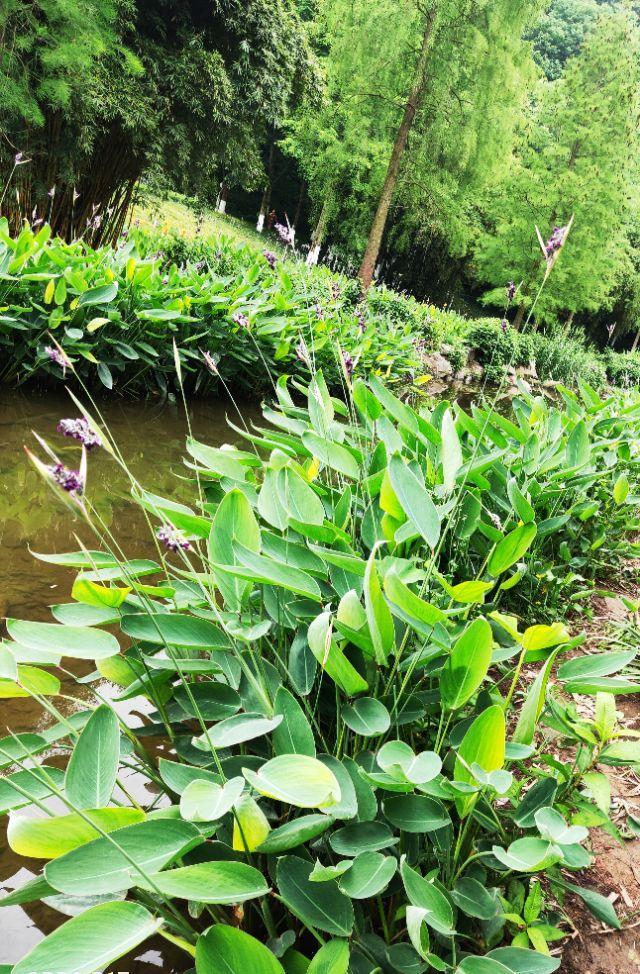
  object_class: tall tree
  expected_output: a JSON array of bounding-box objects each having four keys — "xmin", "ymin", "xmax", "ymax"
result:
[
  {"xmin": 1, "ymin": 0, "xmax": 316, "ymax": 242},
  {"xmin": 474, "ymin": 6, "xmax": 640, "ymax": 326},
  {"xmin": 357, "ymin": 0, "xmax": 543, "ymax": 291}
]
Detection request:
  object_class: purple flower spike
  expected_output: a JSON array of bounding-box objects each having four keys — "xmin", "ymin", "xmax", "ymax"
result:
[
  {"xmin": 232, "ymin": 311, "xmax": 250, "ymax": 329},
  {"xmin": 49, "ymin": 463, "xmax": 84, "ymax": 494},
  {"xmin": 44, "ymin": 345, "xmax": 71, "ymax": 375},
  {"xmin": 57, "ymin": 417, "xmax": 102, "ymax": 450},
  {"xmin": 501, "ymin": 318, "xmax": 508, "ymax": 333},
  {"xmin": 263, "ymin": 250, "xmax": 277, "ymax": 269},
  {"xmin": 544, "ymin": 225, "xmax": 568, "ymax": 259},
  {"xmin": 274, "ymin": 222, "xmax": 294, "ymax": 246},
  {"xmin": 342, "ymin": 351, "xmax": 355, "ymax": 377},
  {"xmin": 507, "ymin": 281, "xmax": 516, "ymax": 303},
  {"xmin": 157, "ymin": 524, "xmax": 191, "ymax": 553}
]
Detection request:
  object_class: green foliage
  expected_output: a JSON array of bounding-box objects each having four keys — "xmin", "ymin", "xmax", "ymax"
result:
[
  {"xmin": 4, "ymin": 369, "xmax": 640, "ymax": 971},
  {"xmin": 527, "ymin": 0, "xmax": 601, "ymax": 80},
  {"xmin": 2, "ymin": 0, "xmax": 318, "ymax": 240},
  {"xmin": 475, "ymin": 7, "xmax": 640, "ymax": 326},
  {"xmin": 0, "ymin": 220, "xmax": 418, "ymax": 394}
]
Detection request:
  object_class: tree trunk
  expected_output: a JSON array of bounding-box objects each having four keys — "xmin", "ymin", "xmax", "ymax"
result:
[
  {"xmin": 257, "ymin": 139, "xmax": 275, "ymax": 232},
  {"xmin": 358, "ymin": 7, "xmax": 437, "ymax": 293},
  {"xmin": 306, "ymin": 197, "xmax": 331, "ymax": 267},
  {"xmin": 513, "ymin": 304, "xmax": 526, "ymax": 330},
  {"xmin": 293, "ymin": 179, "xmax": 306, "ymax": 230},
  {"xmin": 631, "ymin": 327, "xmax": 640, "ymax": 354},
  {"xmin": 216, "ymin": 181, "xmax": 228, "ymax": 214}
]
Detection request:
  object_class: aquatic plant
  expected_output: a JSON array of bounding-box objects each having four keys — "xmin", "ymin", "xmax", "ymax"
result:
[{"xmin": 2, "ymin": 372, "xmax": 640, "ymax": 973}]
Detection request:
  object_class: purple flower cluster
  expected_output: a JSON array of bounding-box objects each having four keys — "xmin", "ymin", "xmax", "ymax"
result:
[
  {"xmin": 49, "ymin": 463, "xmax": 83, "ymax": 494},
  {"xmin": 263, "ymin": 250, "xmax": 277, "ymax": 269},
  {"xmin": 156, "ymin": 524, "xmax": 191, "ymax": 553},
  {"xmin": 507, "ymin": 281, "xmax": 516, "ymax": 303},
  {"xmin": 544, "ymin": 225, "xmax": 567, "ymax": 258},
  {"xmin": 330, "ymin": 282, "xmax": 341, "ymax": 302},
  {"xmin": 44, "ymin": 345, "xmax": 70, "ymax": 373},
  {"xmin": 342, "ymin": 352, "xmax": 355, "ymax": 377},
  {"xmin": 274, "ymin": 222, "xmax": 294, "ymax": 246},
  {"xmin": 232, "ymin": 311, "xmax": 250, "ymax": 329},
  {"xmin": 356, "ymin": 307, "xmax": 366, "ymax": 332},
  {"xmin": 57, "ymin": 418, "xmax": 102, "ymax": 450},
  {"xmin": 501, "ymin": 318, "xmax": 508, "ymax": 333},
  {"xmin": 315, "ymin": 303, "xmax": 325, "ymax": 320}
]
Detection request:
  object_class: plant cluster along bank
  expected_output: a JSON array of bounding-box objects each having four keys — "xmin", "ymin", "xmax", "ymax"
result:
[
  {"xmin": 1, "ymin": 218, "xmax": 640, "ymax": 399},
  {"xmin": 2, "ymin": 369, "xmax": 640, "ymax": 972}
]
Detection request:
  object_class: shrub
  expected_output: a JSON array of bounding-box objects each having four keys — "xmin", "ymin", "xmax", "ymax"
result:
[
  {"xmin": 0, "ymin": 221, "xmax": 418, "ymax": 396},
  {"xmin": 604, "ymin": 349, "xmax": 640, "ymax": 387},
  {"xmin": 3, "ymin": 371, "xmax": 640, "ymax": 973}
]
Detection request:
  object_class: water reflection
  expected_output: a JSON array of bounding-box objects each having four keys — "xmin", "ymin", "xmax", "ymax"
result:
[{"xmin": 0, "ymin": 386, "xmax": 257, "ymax": 970}]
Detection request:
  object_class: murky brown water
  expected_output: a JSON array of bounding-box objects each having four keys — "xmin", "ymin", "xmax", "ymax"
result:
[{"xmin": 0, "ymin": 387, "xmax": 257, "ymax": 970}]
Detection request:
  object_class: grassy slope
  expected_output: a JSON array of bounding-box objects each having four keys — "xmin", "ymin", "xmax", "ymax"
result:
[{"xmin": 133, "ymin": 194, "xmax": 275, "ymax": 251}]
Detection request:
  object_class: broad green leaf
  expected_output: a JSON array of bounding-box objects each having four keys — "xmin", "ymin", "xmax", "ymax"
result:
[
  {"xmin": 121, "ymin": 613, "xmax": 230, "ymax": 648},
  {"xmin": 301, "ymin": 431, "xmax": 360, "ymax": 479},
  {"xmin": 613, "ymin": 472, "xmax": 630, "ymax": 505},
  {"xmin": 307, "ymin": 612, "xmax": 368, "ymax": 695},
  {"xmin": 219, "ymin": 544, "xmax": 322, "ymax": 600},
  {"xmin": 0, "ymin": 766, "xmax": 65, "ymax": 814},
  {"xmin": 195, "ymin": 713, "xmax": 282, "ymax": 750},
  {"xmin": 364, "ymin": 549, "xmax": 395, "ymax": 665},
  {"xmin": 342, "ymin": 697, "xmax": 390, "ymax": 737},
  {"xmin": 257, "ymin": 814, "xmax": 334, "ymax": 854},
  {"xmin": 196, "ymin": 925, "xmax": 284, "ymax": 974},
  {"xmin": 389, "ymin": 454, "xmax": 440, "ymax": 548},
  {"xmin": 11, "ymin": 901, "xmax": 159, "ymax": 974},
  {"xmin": 558, "ymin": 880, "xmax": 620, "ymax": 929},
  {"xmin": 186, "ymin": 439, "xmax": 249, "ymax": 480},
  {"xmin": 566, "ymin": 420, "xmax": 590, "ymax": 467},
  {"xmin": 492, "ymin": 838, "xmax": 561, "ymax": 872},
  {"xmin": 451, "ymin": 877, "xmax": 499, "ymax": 919},
  {"xmin": 273, "ymin": 686, "xmax": 316, "ymax": 756},
  {"xmin": 233, "ymin": 794, "xmax": 271, "ymax": 851},
  {"xmin": 487, "ymin": 947, "xmax": 560, "ymax": 973},
  {"xmin": 244, "ymin": 755, "xmax": 341, "ymax": 809},
  {"xmin": 138, "ymin": 860, "xmax": 268, "ymax": 903},
  {"xmin": 65, "ymin": 706, "xmax": 119, "ymax": 810},
  {"xmin": 6, "ymin": 619, "xmax": 119, "ymax": 662},
  {"xmin": 440, "ymin": 617, "xmax": 492, "ymax": 711},
  {"xmin": 454, "ymin": 705, "xmax": 505, "ymax": 817},
  {"xmin": 208, "ymin": 488, "xmax": 261, "ymax": 610},
  {"xmin": 276, "ymin": 855, "xmax": 354, "ymax": 936},
  {"xmin": 401, "ymin": 858, "xmax": 455, "ymax": 934},
  {"xmin": 487, "ymin": 523, "xmax": 537, "ymax": 577},
  {"xmin": 383, "ymin": 570, "xmax": 446, "ymax": 630},
  {"xmin": 45, "ymin": 819, "xmax": 200, "ymax": 894},
  {"xmin": 307, "ymin": 940, "xmax": 350, "ymax": 974},
  {"xmin": 513, "ymin": 649, "xmax": 561, "ymax": 745},
  {"xmin": 383, "ymin": 795, "xmax": 450, "ymax": 832},
  {"xmin": 8, "ymin": 807, "xmax": 144, "ymax": 859},
  {"xmin": 0, "ymin": 665, "xmax": 60, "ymax": 698},
  {"xmin": 330, "ymin": 821, "xmax": 397, "ymax": 856},
  {"xmin": 179, "ymin": 777, "xmax": 244, "ymax": 822},
  {"xmin": 337, "ymin": 851, "xmax": 396, "ymax": 898},
  {"xmin": 441, "ymin": 408, "xmax": 462, "ymax": 493},
  {"xmin": 77, "ymin": 282, "xmax": 119, "ymax": 306}
]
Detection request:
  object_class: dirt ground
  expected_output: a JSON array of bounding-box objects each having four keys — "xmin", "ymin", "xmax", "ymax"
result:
[{"xmin": 560, "ymin": 595, "xmax": 640, "ymax": 973}]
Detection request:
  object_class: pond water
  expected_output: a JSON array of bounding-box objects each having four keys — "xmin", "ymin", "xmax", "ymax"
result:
[{"xmin": 0, "ymin": 386, "xmax": 256, "ymax": 970}]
